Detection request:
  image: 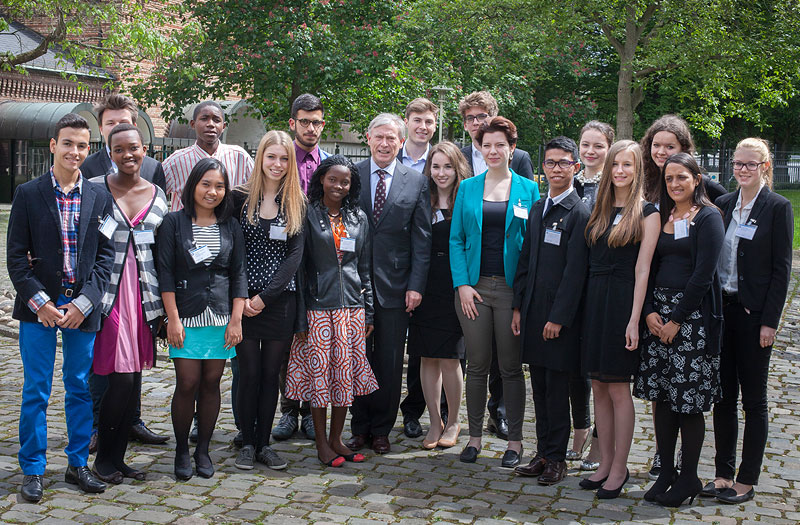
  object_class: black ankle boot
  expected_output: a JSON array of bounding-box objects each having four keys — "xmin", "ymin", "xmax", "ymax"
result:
[{"xmin": 655, "ymin": 475, "xmax": 702, "ymax": 507}]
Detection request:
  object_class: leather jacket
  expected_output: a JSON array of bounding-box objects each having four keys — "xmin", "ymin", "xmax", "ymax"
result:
[
  {"xmin": 156, "ymin": 211, "xmax": 248, "ymax": 318},
  {"xmin": 298, "ymin": 201, "xmax": 373, "ymax": 331}
]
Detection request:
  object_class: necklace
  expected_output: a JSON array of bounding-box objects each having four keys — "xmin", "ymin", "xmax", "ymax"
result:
[
  {"xmin": 327, "ymin": 210, "xmax": 341, "ymax": 218},
  {"xmin": 575, "ymin": 170, "xmax": 601, "ymax": 185},
  {"xmin": 669, "ymin": 205, "xmax": 697, "ymax": 223}
]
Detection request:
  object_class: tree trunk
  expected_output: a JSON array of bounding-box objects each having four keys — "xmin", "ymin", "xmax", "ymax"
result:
[{"xmin": 616, "ymin": 59, "xmax": 635, "ymax": 140}]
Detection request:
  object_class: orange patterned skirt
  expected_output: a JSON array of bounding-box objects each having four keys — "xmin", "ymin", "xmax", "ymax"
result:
[{"xmin": 286, "ymin": 307, "xmax": 378, "ymax": 408}]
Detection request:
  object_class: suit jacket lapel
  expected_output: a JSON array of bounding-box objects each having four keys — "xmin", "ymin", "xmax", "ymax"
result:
[
  {"xmin": 358, "ymin": 163, "xmax": 373, "ymax": 223},
  {"xmin": 375, "ymin": 164, "xmax": 408, "ymax": 227},
  {"xmin": 77, "ymin": 178, "xmax": 96, "ymax": 257},
  {"xmin": 100, "ymin": 149, "xmax": 114, "ymax": 176},
  {"xmin": 721, "ymin": 191, "xmax": 738, "ymax": 230},
  {"xmin": 505, "ymin": 175, "xmax": 522, "ymax": 232},
  {"xmin": 37, "ymin": 174, "xmax": 61, "ymax": 233},
  {"xmin": 746, "ymin": 186, "xmax": 770, "ymax": 226}
]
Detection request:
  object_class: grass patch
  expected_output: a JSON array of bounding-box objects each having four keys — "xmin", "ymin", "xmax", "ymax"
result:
[{"xmin": 776, "ymin": 190, "xmax": 800, "ymax": 249}]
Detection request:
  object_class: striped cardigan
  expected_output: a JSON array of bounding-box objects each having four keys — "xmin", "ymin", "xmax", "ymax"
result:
[{"xmin": 92, "ymin": 180, "xmax": 168, "ymax": 322}]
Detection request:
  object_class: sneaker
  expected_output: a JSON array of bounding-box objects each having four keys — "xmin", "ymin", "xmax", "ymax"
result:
[
  {"xmin": 271, "ymin": 413, "xmax": 298, "ymax": 441},
  {"xmin": 235, "ymin": 445, "xmax": 255, "ymax": 470},
  {"xmin": 648, "ymin": 452, "xmax": 662, "ymax": 480},
  {"xmin": 676, "ymin": 448, "xmax": 682, "ymax": 472},
  {"xmin": 300, "ymin": 414, "xmax": 315, "ymax": 440},
  {"xmin": 256, "ymin": 446, "xmax": 288, "ymax": 470}
]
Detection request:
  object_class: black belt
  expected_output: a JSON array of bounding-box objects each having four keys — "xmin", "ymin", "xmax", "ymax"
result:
[{"xmin": 60, "ymin": 285, "xmax": 80, "ymax": 298}]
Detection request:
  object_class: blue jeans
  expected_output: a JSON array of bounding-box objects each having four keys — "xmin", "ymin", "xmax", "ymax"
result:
[{"xmin": 18, "ymin": 297, "xmax": 96, "ymax": 474}]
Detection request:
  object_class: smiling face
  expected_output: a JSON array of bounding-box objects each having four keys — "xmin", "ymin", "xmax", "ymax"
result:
[
  {"xmin": 664, "ymin": 162, "xmax": 699, "ymax": 206},
  {"xmin": 261, "ymin": 144, "xmax": 289, "ymax": 184},
  {"xmin": 610, "ymin": 149, "xmax": 636, "ymax": 189},
  {"xmin": 190, "ymin": 106, "xmax": 226, "ymax": 148},
  {"xmin": 405, "ymin": 111, "xmax": 436, "ymax": 149},
  {"xmin": 543, "ymin": 148, "xmax": 579, "ymax": 196},
  {"xmin": 579, "ymin": 129, "xmax": 610, "ymax": 173},
  {"xmin": 109, "ymin": 130, "xmax": 146, "ymax": 176},
  {"xmin": 651, "ymin": 131, "xmax": 681, "ymax": 169},
  {"xmin": 732, "ymin": 147, "xmax": 767, "ymax": 192},
  {"xmin": 193, "ymin": 169, "xmax": 226, "ymax": 212},
  {"xmin": 429, "ymin": 151, "xmax": 456, "ymax": 192},
  {"xmin": 100, "ymin": 108, "xmax": 135, "ymax": 144},
  {"xmin": 321, "ymin": 164, "xmax": 351, "ymax": 206},
  {"xmin": 480, "ymin": 131, "xmax": 514, "ymax": 170},
  {"xmin": 366, "ymin": 123, "xmax": 403, "ymax": 168},
  {"xmin": 50, "ymin": 127, "xmax": 91, "ymax": 175}
]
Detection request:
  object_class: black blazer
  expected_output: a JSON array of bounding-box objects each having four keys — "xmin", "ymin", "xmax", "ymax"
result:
[
  {"xmin": 512, "ymin": 191, "xmax": 590, "ymax": 371},
  {"xmin": 83, "ymin": 148, "xmax": 167, "ymax": 193},
  {"xmin": 357, "ymin": 159, "xmax": 432, "ymax": 309},
  {"xmin": 715, "ymin": 187, "xmax": 793, "ymax": 329},
  {"xmin": 460, "ymin": 144, "xmax": 535, "ymax": 180},
  {"xmin": 156, "ymin": 211, "xmax": 248, "ymax": 318},
  {"xmin": 7, "ymin": 173, "xmax": 115, "ymax": 331}
]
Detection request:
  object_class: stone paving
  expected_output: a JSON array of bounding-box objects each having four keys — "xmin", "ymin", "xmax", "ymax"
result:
[{"xmin": 0, "ymin": 206, "xmax": 798, "ymax": 523}]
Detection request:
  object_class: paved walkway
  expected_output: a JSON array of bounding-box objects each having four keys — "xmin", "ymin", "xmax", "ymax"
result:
[{"xmin": 0, "ymin": 215, "xmax": 798, "ymax": 522}]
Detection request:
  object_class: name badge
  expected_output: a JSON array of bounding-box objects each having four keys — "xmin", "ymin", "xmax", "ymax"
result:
[
  {"xmin": 340, "ymin": 238, "xmax": 356, "ymax": 252},
  {"xmin": 99, "ymin": 215, "xmax": 118, "ymax": 239},
  {"xmin": 269, "ymin": 224, "xmax": 287, "ymax": 241},
  {"xmin": 432, "ymin": 210, "xmax": 445, "ymax": 224},
  {"xmin": 189, "ymin": 245, "xmax": 212, "ymax": 263},
  {"xmin": 613, "ymin": 213, "xmax": 623, "ymax": 225},
  {"xmin": 133, "ymin": 229, "xmax": 155, "ymax": 245},
  {"xmin": 735, "ymin": 223, "xmax": 757, "ymax": 240},
  {"xmin": 544, "ymin": 228, "xmax": 562, "ymax": 246},
  {"xmin": 513, "ymin": 203, "xmax": 529, "ymax": 220},
  {"xmin": 673, "ymin": 219, "xmax": 689, "ymax": 240}
]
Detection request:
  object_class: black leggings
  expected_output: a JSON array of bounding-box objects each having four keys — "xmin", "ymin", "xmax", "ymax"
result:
[
  {"xmin": 95, "ymin": 372, "xmax": 141, "ymax": 476},
  {"xmin": 236, "ymin": 338, "xmax": 291, "ymax": 448}
]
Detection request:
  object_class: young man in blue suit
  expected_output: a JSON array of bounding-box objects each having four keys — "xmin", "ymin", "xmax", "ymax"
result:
[{"xmin": 7, "ymin": 113, "xmax": 115, "ymax": 502}]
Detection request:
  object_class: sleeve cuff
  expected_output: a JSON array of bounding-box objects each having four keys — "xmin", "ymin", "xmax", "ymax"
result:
[
  {"xmin": 72, "ymin": 294, "xmax": 94, "ymax": 317},
  {"xmin": 27, "ymin": 291, "xmax": 51, "ymax": 313}
]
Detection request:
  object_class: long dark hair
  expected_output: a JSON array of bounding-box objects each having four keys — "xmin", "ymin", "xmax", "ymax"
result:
[
  {"xmin": 658, "ymin": 152, "xmax": 715, "ymax": 226},
  {"xmin": 181, "ymin": 157, "xmax": 233, "ymax": 221},
  {"xmin": 307, "ymin": 155, "xmax": 362, "ymax": 213},
  {"xmin": 640, "ymin": 114, "xmax": 695, "ymax": 202}
]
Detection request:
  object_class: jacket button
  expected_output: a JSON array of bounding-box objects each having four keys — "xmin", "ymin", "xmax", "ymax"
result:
[
  {"xmin": 739, "ymin": 252, "xmax": 744, "ymax": 257},
  {"xmin": 739, "ymin": 276, "xmax": 744, "ymax": 281},
  {"xmin": 206, "ymin": 286, "xmax": 210, "ymax": 291},
  {"xmin": 56, "ymin": 271, "xmax": 61, "ymax": 276}
]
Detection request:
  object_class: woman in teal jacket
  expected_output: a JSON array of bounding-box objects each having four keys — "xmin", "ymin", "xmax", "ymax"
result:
[{"xmin": 450, "ymin": 116, "xmax": 539, "ymax": 467}]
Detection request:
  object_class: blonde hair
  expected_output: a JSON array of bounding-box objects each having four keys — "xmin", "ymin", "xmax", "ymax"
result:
[
  {"xmin": 241, "ymin": 130, "xmax": 306, "ymax": 236},
  {"xmin": 423, "ymin": 141, "xmax": 470, "ymax": 211},
  {"xmin": 586, "ymin": 140, "xmax": 645, "ymax": 247},
  {"xmin": 735, "ymin": 137, "xmax": 773, "ymax": 189}
]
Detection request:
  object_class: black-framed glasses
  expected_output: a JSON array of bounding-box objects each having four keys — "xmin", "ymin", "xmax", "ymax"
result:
[
  {"xmin": 543, "ymin": 159, "xmax": 578, "ymax": 169},
  {"xmin": 297, "ymin": 119, "xmax": 325, "ymax": 128},
  {"xmin": 465, "ymin": 113, "xmax": 489, "ymax": 124},
  {"xmin": 732, "ymin": 161, "xmax": 765, "ymax": 171}
]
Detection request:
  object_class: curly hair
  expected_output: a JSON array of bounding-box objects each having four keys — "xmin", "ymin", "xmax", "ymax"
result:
[{"xmin": 307, "ymin": 155, "xmax": 362, "ymax": 213}]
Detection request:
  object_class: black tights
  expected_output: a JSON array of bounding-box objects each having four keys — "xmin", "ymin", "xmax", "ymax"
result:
[
  {"xmin": 172, "ymin": 358, "xmax": 225, "ymax": 463},
  {"xmin": 654, "ymin": 402, "xmax": 705, "ymax": 483},
  {"xmin": 95, "ymin": 372, "xmax": 141, "ymax": 477},
  {"xmin": 236, "ymin": 338, "xmax": 290, "ymax": 448}
]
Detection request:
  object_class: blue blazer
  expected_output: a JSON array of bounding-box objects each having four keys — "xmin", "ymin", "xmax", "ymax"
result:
[{"xmin": 450, "ymin": 170, "xmax": 540, "ymax": 288}]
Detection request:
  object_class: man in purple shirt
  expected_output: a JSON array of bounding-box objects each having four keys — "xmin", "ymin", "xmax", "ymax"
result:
[{"xmin": 288, "ymin": 93, "xmax": 331, "ymax": 194}]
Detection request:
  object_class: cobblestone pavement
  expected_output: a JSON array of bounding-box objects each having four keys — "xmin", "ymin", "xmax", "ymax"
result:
[{"xmin": 0, "ymin": 209, "xmax": 798, "ymax": 522}]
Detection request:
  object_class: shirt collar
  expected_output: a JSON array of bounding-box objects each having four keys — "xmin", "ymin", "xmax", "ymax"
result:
[
  {"xmin": 401, "ymin": 142, "xmax": 430, "ymax": 164},
  {"xmin": 370, "ymin": 158, "xmax": 397, "ymax": 177},
  {"xmin": 735, "ymin": 182, "xmax": 765, "ymax": 212},
  {"xmin": 472, "ymin": 145, "xmax": 483, "ymax": 161},
  {"xmin": 50, "ymin": 168, "xmax": 83, "ymax": 195},
  {"xmin": 295, "ymin": 142, "xmax": 320, "ymax": 164},
  {"xmin": 548, "ymin": 186, "xmax": 574, "ymax": 205}
]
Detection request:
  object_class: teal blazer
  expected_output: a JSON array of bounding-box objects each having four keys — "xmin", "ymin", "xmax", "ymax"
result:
[{"xmin": 450, "ymin": 170, "xmax": 540, "ymax": 288}]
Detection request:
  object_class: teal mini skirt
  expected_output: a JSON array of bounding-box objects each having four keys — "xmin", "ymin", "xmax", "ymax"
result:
[{"xmin": 169, "ymin": 325, "xmax": 236, "ymax": 360}]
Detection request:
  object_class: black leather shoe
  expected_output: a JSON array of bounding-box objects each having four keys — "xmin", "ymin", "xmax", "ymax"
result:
[
  {"xmin": 716, "ymin": 487, "xmax": 755, "ymax": 504},
  {"xmin": 501, "ymin": 448, "xmax": 522, "ymax": 468},
  {"xmin": 301, "ymin": 414, "xmax": 315, "ymax": 440},
  {"xmin": 174, "ymin": 451, "xmax": 193, "ymax": 481},
  {"xmin": 272, "ymin": 413, "xmax": 298, "ymax": 441},
  {"xmin": 403, "ymin": 418, "xmax": 423, "ymax": 438},
  {"xmin": 487, "ymin": 417, "xmax": 509, "ymax": 440},
  {"xmin": 21, "ymin": 475, "xmax": 43, "ymax": 502},
  {"xmin": 459, "ymin": 445, "xmax": 479, "ymax": 463},
  {"xmin": 193, "ymin": 451, "xmax": 215, "ymax": 479},
  {"xmin": 65, "ymin": 465, "xmax": 106, "ymax": 494},
  {"xmin": 700, "ymin": 480, "xmax": 732, "ymax": 498},
  {"xmin": 130, "ymin": 422, "xmax": 169, "ymax": 444},
  {"xmin": 579, "ymin": 475, "xmax": 608, "ymax": 490}
]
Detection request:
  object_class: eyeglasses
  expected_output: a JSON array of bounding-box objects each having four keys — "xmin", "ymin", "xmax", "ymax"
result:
[
  {"xmin": 732, "ymin": 161, "xmax": 765, "ymax": 171},
  {"xmin": 465, "ymin": 113, "xmax": 489, "ymax": 124},
  {"xmin": 297, "ymin": 119, "xmax": 325, "ymax": 128},
  {"xmin": 543, "ymin": 159, "xmax": 578, "ymax": 169}
]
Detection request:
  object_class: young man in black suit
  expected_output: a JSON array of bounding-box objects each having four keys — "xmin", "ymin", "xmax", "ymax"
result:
[
  {"xmin": 8, "ymin": 114, "xmax": 115, "ymax": 502},
  {"xmin": 347, "ymin": 113, "xmax": 432, "ymax": 454},
  {"xmin": 511, "ymin": 136, "xmax": 590, "ymax": 485}
]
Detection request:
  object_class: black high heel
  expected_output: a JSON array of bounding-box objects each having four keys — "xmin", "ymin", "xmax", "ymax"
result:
[
  {"xmin": 597, "ymin": 469, "xmax": 629, "ymax": 499},
  {"xmin": 578, "ymin": 474, "xmax": 607, "ymax": 490},
  {"xmin": 655, "ymin": 476, "xmax": 702, "ymax": 507},
  {"xmin": 644, "ymin": 470, "xmax": 678, "ymax": 502}
]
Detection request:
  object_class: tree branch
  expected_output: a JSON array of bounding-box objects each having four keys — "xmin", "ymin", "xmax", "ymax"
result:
[
  {"xmin": 592, "ymin": 11, "xmax": 624, "ymax": 55},
  {"xmin": 0, "ymin": 10, "xmax": 66, "ymax": 68}
]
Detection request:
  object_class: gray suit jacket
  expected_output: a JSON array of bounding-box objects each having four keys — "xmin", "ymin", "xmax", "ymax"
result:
[
  {"xmin": 82, "ymin": 148, "xmax": 167, "ymax": 192},
  {"xmin": 357, "ymin": 159, "xmax": 432, "ymax": 309},
  {"xmin": 460, "ymin": 144, "xmax": 535, "ymax": 180}
]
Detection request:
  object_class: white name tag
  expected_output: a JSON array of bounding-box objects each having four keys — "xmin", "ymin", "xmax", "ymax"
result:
[
  {"xmin": 544, "ymin": 228, "xmax": 562, "ymax": 246},
  {"xmin": 613, "ymin": 213, "xmax": 622, "ymax": 225},
  {"xmin": 673, "ymin": 219, "xmax": 689, "ymax": 240},
  {"xmin": 189, "ymin": 245, "xmax": 212, "ymax": 263},
  {"xmin": 513, "ymin": 204, "xmax": 529, "ymax": 220},
  {"xmin": 99, "ymin": 215, "xmax": 118, "ymax": 239},
  {"xmin": 432, "ymin": 210, "xmax": 445, "ymax": 224},
  {"xmin": 340, "ymin": 238, "xmax": 356, "ymax": 252},
  {"xmin": 735, "ymin": 223, "xmax": 757, "ymax": 240},
  {"xmin": 133, "ymin": 229, "xmax": 155, "ymax": 245},
  {"xmin": 269, "ymin": 224, "xmax": 287, "ymax": 241}
]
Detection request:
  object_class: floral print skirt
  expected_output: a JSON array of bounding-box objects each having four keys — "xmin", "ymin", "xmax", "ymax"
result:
[{"xmin": 634, "ymin": 287, "xmax": 721, "ymax": 414}]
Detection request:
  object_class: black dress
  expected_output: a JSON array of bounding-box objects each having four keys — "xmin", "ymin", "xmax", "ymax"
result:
[
  {"xmin": 407, "ymin": 209, "xmax": 465, "ymax": 359},
  {"xmin": 582, "ymin": 203, "xmax": 658, "ymax": 381}
]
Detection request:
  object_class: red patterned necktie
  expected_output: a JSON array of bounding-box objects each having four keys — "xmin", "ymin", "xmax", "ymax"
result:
[{"xmin": 373, "ymin": 169, "xmax": 387, "ymax": 220}]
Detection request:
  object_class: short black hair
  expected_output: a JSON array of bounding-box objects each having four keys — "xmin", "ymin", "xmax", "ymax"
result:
[
  {"xmin": 108, "ymin": 123, "xmax": 144, "ymax": 147},
  {"xmin": 544, "ymin": 136, "xmax": 579, "ymax": 161},
  {"xmin": 181, "ymin": 157, "xmax": 233, "ymax": 221},
  {"xmin": 308, "ymin": 155, "xmax": 361, "ymax": 212},
  {"xmin": 54, "ymin": 113, "xmax": 90, "ymax": 140},
  {"xmin": 192, "ymin": 101, "xmax": 225, "ymax": 120},
  {"xmin": 291, "ymin": 94, "xmax": 324, "ymax": 119}
]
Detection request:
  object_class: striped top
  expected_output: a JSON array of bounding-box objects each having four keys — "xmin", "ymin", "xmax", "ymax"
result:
[
  {"xmin": 182, "ymin": 224, "xmax": 229, "ymax": 327},
  {"xmin": 163, "ymin": 142, "xmax": 254, "ymax": 212}
]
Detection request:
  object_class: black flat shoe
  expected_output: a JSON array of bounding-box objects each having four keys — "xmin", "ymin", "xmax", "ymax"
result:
[
  {"xmin": 65, "ymin": 465, "xmax": 106, "ymax": 494},
  {"xmin": 716, "ymin": 487, "xmax": 755, "ymax": 504},
  {"xmin": 500, "ymin": 448, "xmax": 522, "ymax": 468},
  {"xmin": 700, "ymin": 480, "xmax": 732, "ymax": 498},
  {"xmin": 174, "ymin": 451, "xmax": 193, "ymax": 481},
  {"xmin": 459, "ymin": 445, "xmax": 479, "ymax": 463},
  {"xmin": 21, "ymin": 474, "xmax": 43, "ymax": 503},
  {"xmin": 193, "ymin": 451, "xmax": 215, "ymax": 479},
  {"xmin": 403, "ymin": 418, "xmax": 423, "ymax": 438},
  {"xmin": 597, "ymin": 469, "xmax": 629, "ymax": 499},
  {"xmin": 579, "ymin": 475, "xmax": 608, "ymax": 490}
]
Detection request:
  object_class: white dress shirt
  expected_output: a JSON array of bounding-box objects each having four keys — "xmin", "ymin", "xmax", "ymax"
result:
[
  {"xmin": 471, "ymin": 145, "xmax": 488, "ymax": 176},
  {"xmin": 369, "ymin": 158, "xmax": 397, "ymax": 208},
  {"xmin": 718, "ymin": 183, "xmax": 764, "ymax": 293}
]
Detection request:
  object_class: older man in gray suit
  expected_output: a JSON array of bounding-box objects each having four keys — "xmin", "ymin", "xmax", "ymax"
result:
[{"xmin": 346, "ymin": 113, "xmax": 432, "ymax": 454}]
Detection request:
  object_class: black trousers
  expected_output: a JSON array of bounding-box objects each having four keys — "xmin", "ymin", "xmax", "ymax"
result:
[
  {"xmin": 350, "ymin": 304, "xmax": 410, "ymax": 436},
  {"xmin": 713, "ymin": 301, "xmax": 772, "ymax": 485},
  {"xmin": 531, "ymin": 366, "xmax": 571, "ymax": 461},
  {"xmin": 569, "ymin": 374, "xmax": 591, "ymax": 429},
  {"xmin": 90, "ymin": 369, "xmax": 142, "ymax": 429}
]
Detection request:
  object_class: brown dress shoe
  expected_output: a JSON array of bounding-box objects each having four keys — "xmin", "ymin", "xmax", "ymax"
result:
[
  {"xmin": 514, "ymin": 455, "xmax": 546, "ymax": 477},
  {"xmin": 345, "ymin": 434, "xmax": 370, "ymax": 451},
  {"xmin": 538, "ymin": 459, "xmax": 567, "ymax": 485},
  {"xmin": 372, "ymin": 435, "xmax": 391, "ymax": 454}
]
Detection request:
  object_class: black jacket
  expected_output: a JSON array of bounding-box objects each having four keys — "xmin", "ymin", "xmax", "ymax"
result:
[
  {"xmin": 460, "ymin": 144, "xmax": 535, "ymax": 180},
  {"xmin": 298, "ymin": 201, "xmax": 373, "ymax": 331},
  {"xmin": 83, "ymin": 148, "xmax": 167, "ymax": 193},
  {"xmin": 7, "ymin": 173, "xmax": 115, "ymax": 331},
  {"xmin": 715, "ymin": 187, "xmax": 793, "ymax": 329},
  {"xmin": 156, "ymin": 211, "xmax": 248, "ymax": 318}
]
